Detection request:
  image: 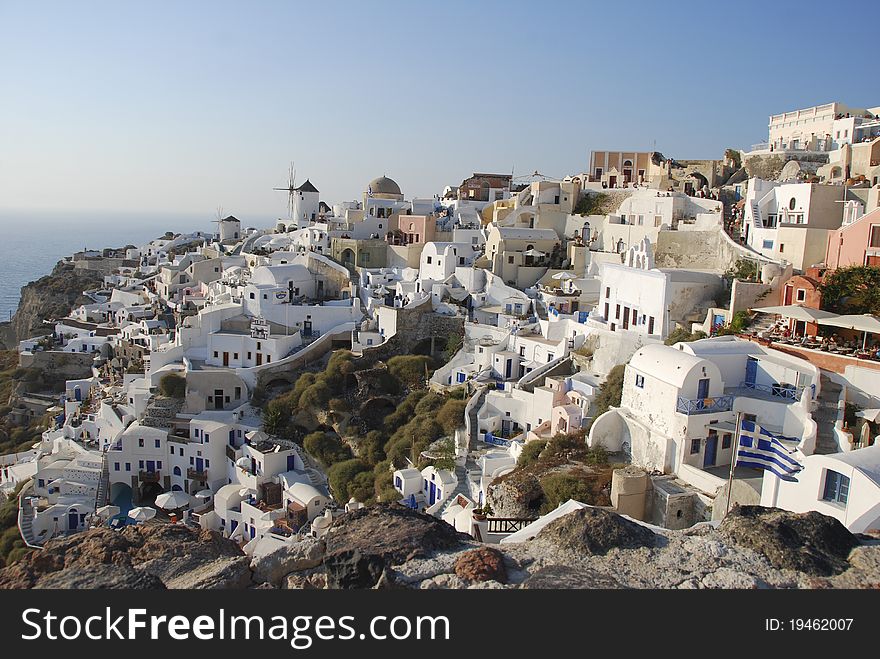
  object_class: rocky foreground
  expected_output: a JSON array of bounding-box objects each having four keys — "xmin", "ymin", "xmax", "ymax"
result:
[{"xmin": 0, "ymin": 504, "xmax": 878, "ymax": 589}]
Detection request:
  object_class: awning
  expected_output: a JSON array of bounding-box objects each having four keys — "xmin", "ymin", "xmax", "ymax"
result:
[
  {"xmin": 752, "ymin": 305, "xmax": 839, "ymax": 323},
  {"xmin": 817, "ymin": 314, "xmax": 880, "ymax": 334}
]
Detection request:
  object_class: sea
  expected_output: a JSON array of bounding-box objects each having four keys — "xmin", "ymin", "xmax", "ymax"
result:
[{"xmin": 0, "ymin": 209, "xmax": 251, "ymax": 321}]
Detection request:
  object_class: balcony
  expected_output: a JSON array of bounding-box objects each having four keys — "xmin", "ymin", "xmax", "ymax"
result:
[
  {"xmin": 139, "ymin": 470, "xmax": 160, "ymax": 483},
  {"xmin": 734, "ymin": 381, "xmax": 807, "ymax": 402},
  {"xmin": 187, "ymin": 468, "xmax": 208, "ymax": 481},
  {"xmin": 676, "ymin": 395, "xmax": 733, "ymax": 415}
]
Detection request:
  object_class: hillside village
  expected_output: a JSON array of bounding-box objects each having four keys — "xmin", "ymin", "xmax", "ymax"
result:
[{"xmin": 2, "ymin": 100, "xmax": 880, "ymax": 586}]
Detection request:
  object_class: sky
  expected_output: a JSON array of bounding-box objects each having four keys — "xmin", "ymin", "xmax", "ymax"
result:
[{"xmin": 0, "ymin": 0, "xmax": 875, "ymax": 223}]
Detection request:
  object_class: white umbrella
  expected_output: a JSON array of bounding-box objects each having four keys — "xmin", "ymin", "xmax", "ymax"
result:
[
  {"xmin": 128, "ymin": 506, "xmax": 156, "ymax": 522},
  {"xmin": 155, "ymin": 491, "xmax": 192, "ymax": 510},
  {"xmin": 752, "ymin": 304, "xmax": 839, "ymax": 323},
  {"xmin": 819, "ymin": 313, "xmax": 880, "ymax": 333},
  {"xmin": 523, "ymin": 249, "xmax": 546, "ymax": 257},
  {"xmin": 96, "ymin": 504, "xmax": 120, "ymax": 519},
  {"xmin": 818, "ymin": 314, "xmax": 880, "ymax": 349},
  {"xmin": 194, "ymin": 489, "xmax": 213, "ymax": 499},
  {"xmin": 856, "ymin": 408, "xmax": 880, "ymax": 423},
  {"xmin": 552, "ymin": 271, "xmax": 576, "ymax": 280}
]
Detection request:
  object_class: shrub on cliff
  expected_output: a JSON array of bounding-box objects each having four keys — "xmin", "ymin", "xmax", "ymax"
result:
[
  {"xmin": 327, "ymin": 459, "xmax": 370, "ymax": 501},
  {"xmin": 539, "ymin": 473, "xmax": 594, "ymax": 513},
  {"xmin": 592, "ymin": 364, "xmax": 626, "ymax": 419},
  {"xmin": 304, "ymin": 432, "xmax": 352, "ymax": 468},
  {"xmin": 159, "ymin": 373, "xmax": 186, "ymax": 398}
]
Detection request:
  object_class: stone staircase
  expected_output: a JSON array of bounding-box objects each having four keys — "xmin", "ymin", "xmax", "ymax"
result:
[
  {"xmin": 814, "ymin": 374, "xmax": 843, "ymax": 455},
  {"xmin": 142, "ymin": 397, "xmax": 184, "ymax": 428},
  {"xmin": 468, "ymin": 388, "xmax": 487, "ymax": 446},
  {"xmin": 18, "ymin": 495, "xmax": 39, "ymax": 548},
  {"xmin": 437, "ymin": 463, "xmax": 473, "ymax": 517},
  {"xmin": 94, "ymin": 453, "xmax": 110, "ymax": 509}
]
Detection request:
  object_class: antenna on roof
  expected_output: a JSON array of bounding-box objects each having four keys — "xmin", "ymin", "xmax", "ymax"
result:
[{"xmin": 273, "ymin": 162, "xmax": 297, "ymax": 219}]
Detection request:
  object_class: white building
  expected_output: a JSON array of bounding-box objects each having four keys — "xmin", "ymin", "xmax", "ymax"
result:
[
  {"xmin": 590, "ymin": 239, "xmax": 723, "ymax": 339},
  {"xmin": 761, "ymin": 444, "xmax": 880, "ymax": 533},
  {"xmin": 589, "ymin": 337, "xmax": 819, "ymax": 488},
  {"xmin": 741, "ymin": 178, "xmax": 849, "ymax": 269}
]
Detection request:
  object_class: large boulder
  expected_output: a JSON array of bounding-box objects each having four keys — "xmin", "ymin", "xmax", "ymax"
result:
[
  {"xmin": 454, "ymin": 547, "xmax": 507, "ymax": 583},
  {"xmin": 522, "ymin": 565, "xmax": 623, "ymax": 589},
  {"xmin": 250, "ymin": 537, "xmax": 325, "ymax": 587},
  {"xmin": 0, "ymin": 523, "xmax": 245, "ymax": 589},
  {"xmin": 35, "ymin": 563, "xmax": 166, "ymax": 590},
  {"xmin": 323, "ymin": 504, "xmax": 470, "ymax": 589},
  {"xmin": 533, "ymin": 507, "xmax": 656, "ymax": 556},
  {"xmin": 719, "ymin": 506, "xmax": 858, "ymax": 576},
  {"xmin": 486, "ymin": 472, "xmax": 544, "ymax": 518}
]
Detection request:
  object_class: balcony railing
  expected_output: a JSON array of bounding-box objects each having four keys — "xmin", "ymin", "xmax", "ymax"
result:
[
  {"xmin": 187, "ymin": 468, "xmax": 208, "ymax": 481},
  {"xmin": 739, "ymin": 381, "xmax": 806, "ymax": 401},
  {"xmin": 486, "ymin": 518, "xmax": 538, "ymax": 534},
  {"xmin": 676, "ymin": 395, "xmax": 734, "ymax": 415},
  {"xmin": 483, "ymin": 432, "xmax": 511, "ymax": 447},
  {"xmin": 139, "ymin": 470, "xmax": 160, "ymax": 483}
]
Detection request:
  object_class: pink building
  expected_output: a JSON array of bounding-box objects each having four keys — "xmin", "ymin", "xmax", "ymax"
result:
[{"xmin": 825, "ymin": 207, "xmax": 880, "ymax": 269}]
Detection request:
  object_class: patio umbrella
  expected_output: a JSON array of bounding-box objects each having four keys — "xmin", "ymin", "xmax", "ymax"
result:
[
  {"xmin": 552, "ymin": 271, "xmax": 576, "ymax": 280},
  {"xmin": 128, "ymin": 506, "xmax": 156, "ymax": 523},
  {"xmin": 818, "ymin": 314, "xmax": 880, "ymax": 349},
  {"xmin": 95, "ymin": 504, "xmax": 120, "ymax": 519},
  {"xmin": 523, "ymin": 249, "xmax": 546, "ymax": 257},
  {"xmin": 155, "ymin": 491, "xmax": 192, "ymax": 510},
  {"xmin": 194, "ymin": 489, "xmax": 213, "ymax": 499},
  {"xmin": 752, "ymin": 304, "xmax": 839, "ymax": 323},
  {"xmin": 856, "ymin": 408, "xmax": 880, "ymax": 423}
]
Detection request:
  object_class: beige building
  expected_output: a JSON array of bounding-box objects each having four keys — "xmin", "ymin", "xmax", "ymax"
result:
[{"xmin": 485, "ymin": 225, "xmax": 560, "ymax": 288}]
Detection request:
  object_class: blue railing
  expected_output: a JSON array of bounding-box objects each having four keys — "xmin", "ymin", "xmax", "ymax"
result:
[
  {"xmin": 676, "ymin": 395, "xmax": 734, "ymax": 415},
  {"xmin": 483, "ymin": 432, "xmax": 511, "ymax": 447},
  {"xmin": 739, "ymin": 381, "xmax": 805, "ymax": 401}
]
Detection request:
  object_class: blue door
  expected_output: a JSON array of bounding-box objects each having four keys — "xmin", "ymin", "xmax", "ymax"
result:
[
  {"xmin": 697, "ymin": 378, "xmax": 710, "ymax": 399},
  {"xmin": 704, "ymin": 434, "xmax": 718, "ymax": 468},
  {"xmin": 74, "ymin": 386, "xmax": 82, "ymax": 401},
  {"xmin": 146, "ymin": 460, "xmax": 155, "ymax": 472},
  {"xmin": 287, "ymin": 455, "xmax": 296, "ymax": 471},
  {"xmin": 229, "ymin": 430, "xmax": 235, "ymax": 446},
  {"xmin": 429, "ymin": 482, "xmax": 436, "ymax": 505},
  {"xmin": 745, "ymin": 357, "xmax": 758, "ymax": 387},
  {"xmin": 68, "ymin": 510, "xmax": 79, "ymax": 530},
  {"xmin": 195, "ymin": 458, "xmax": 204, "ymax": 472}
]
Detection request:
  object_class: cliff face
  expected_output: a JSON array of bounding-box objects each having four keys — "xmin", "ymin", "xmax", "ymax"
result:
[{"xmin": 1, "ymin": 262, "xmax": 104, "ymax": 349}]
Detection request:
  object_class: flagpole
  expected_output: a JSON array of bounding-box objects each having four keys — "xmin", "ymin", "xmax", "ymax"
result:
[{"xmin": 725, "ymin": 410, "xmax": 743, "ymax": 515}]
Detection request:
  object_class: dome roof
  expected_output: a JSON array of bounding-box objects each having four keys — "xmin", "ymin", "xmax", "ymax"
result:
[{"xmin": 367, "ymin": 176, "xmax": 402, "ymax": 196}]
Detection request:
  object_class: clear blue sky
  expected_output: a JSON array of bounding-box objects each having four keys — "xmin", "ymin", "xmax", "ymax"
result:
[{"xmin": 0, "ymin": 0, "xmax": 874, "ymax": 222}]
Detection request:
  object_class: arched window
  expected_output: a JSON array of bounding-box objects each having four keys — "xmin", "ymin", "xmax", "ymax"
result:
[
  {"xmin": 173, "ymin": 466, "xmax": 181, "ymax": 476},
  {"xmin": 789, "ymin": 197, "xmax": 797, "ymax": 210}
]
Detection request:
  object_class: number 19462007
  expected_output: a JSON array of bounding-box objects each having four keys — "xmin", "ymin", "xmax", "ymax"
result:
[{"xmin": 765, "ymin": 619, "xmax": 854, "ymax": 631}]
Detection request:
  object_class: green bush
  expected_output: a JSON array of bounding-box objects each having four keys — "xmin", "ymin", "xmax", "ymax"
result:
[
  {"xmin": 159, "ymin": 373, "xmax": 186, "ymax": 398},
  {"xmin": 347, "ymin": 471, "xmax": 376, "ymax": 503},
  {"xmin": 303, "ymin": 432, "xmax": 352, "ymax": 467},
  {"xmin": 359, "ymin": 430, "xmax": 387, "ymax": 466},
  {"xmin": 327, "ymin": 459, "xmax": 370, "ymax": 501},
  {"xmin": 592, "ymin": 364, "xmax": 626, "ymax": 419},
  {"xmin": 387, "ymin": 355, "xmax": 434, "ymax": 390},
  {"xmin": 539, "ymin": 474, "xmax": 593, "ymax": 513},
  {"xmin": 517, "ymin": 440, "xmax": 547, "ymax": 468},
  {"xmin": 435, "ymin": 399, "xmax": 467, "ymax": 435},
  {"xmin": 664, "ymin": 328, "xmax": 707, "ymax": 345}
]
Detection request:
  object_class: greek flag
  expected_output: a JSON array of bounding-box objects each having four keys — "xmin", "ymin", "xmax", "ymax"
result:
[{"xmin": 735, "ymin": 419, "xmax": 803, "ymax": 481}]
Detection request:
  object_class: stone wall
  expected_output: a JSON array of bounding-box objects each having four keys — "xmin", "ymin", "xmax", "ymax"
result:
[
  {"xmin": 359, "ymin": 298, "xmax": 465, "ymax": 363},
  {"xmin": 18, "ymin": 350, "xmax": 95, "ymax": 379}
]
